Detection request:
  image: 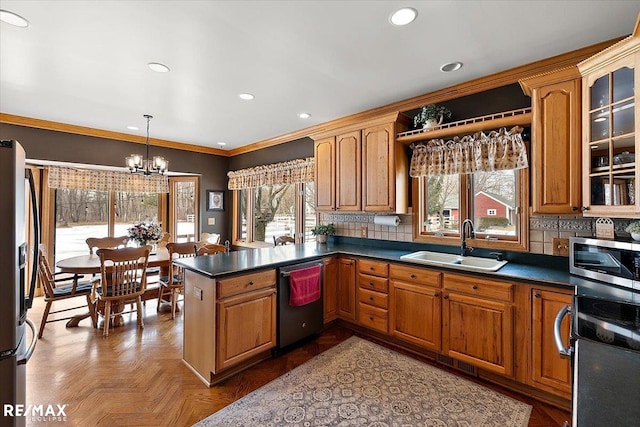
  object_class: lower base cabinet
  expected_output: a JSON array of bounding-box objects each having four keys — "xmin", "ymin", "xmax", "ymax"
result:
[
  {"xmin": 530, "ymin": 288, "xmax": 572, "ymax": 399},
  {"xmin": 442, "ymin": 274, "xmax": 514, "ymax": 377},
  {"xmin": 338, "ymin": 258, "xmax": 357, "ymax": 321},
  {"xmin": 216, "ymin": 286, "xmax": 277, "ymax": 371},
  {"xmin": 323, "ymin": 257, "xmax": 339, "ymax": 323}
]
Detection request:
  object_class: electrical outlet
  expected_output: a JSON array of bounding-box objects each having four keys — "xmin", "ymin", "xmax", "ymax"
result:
[
  {"xmin": 207, "ymin": 217, "xmax": 215, "ymax": 225},
  {"xmin": 553, "ymin": 238, "xmax": 570, "ymax": 256},
  {"xmin": 361, "ymin": 226, "xmax": 368, "ymax": 238}
]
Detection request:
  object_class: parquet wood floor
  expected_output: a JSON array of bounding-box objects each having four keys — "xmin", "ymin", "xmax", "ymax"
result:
[{"xmin": 25, "ymin": 296, "xmax": 570, "ymax": 426}]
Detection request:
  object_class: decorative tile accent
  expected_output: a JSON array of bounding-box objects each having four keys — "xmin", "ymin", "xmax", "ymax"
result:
[{"xmin": 529, "ymin": 217, "xmax": 559, "ymax": 230}]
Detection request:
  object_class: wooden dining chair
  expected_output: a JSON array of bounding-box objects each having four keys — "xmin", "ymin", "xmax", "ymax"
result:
[
  {"xmin": 158, "ymin": 242, "xmax": 196, "ymax": 319},
  {"xmin": 36, "ymin": 244, "xmax": 97, "ymax": 338},
  {"xmin": 95, "ymin": 246, "xmax": 150, "ymax": 337},
  {"xmin": 86, "ymin": 236, "xmax": 129, "ymax": 254},
  {"xmin": 196, "ymin": 243, "xmax": 227, "ymax": 256}
]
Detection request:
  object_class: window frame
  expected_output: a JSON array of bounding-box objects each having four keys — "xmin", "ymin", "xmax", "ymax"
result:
[
  {"xmin": 413, "ymin": 167, "xmax": 529, "ymax": 252},
  {"xmin": 232, "ymin": 182, "xmax": 315, "ymax": 248}
]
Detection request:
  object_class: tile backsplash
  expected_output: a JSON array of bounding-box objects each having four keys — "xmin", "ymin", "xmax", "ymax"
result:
[{"xmin": 320, "ymin": 212, "xmax": 634, "ymax": 256}]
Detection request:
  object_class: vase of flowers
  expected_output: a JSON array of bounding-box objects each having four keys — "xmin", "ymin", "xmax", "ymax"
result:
[
  {"xmin": 413, "ymin": 104, "xmax": 453, "ymax": 130},
  {"xmin": 127, "ymin": 222, "xmax": 163, "ymax": 247},
  {"xmin": 625, "ymin": 221, "xmax": 640, "ymax": 241}
]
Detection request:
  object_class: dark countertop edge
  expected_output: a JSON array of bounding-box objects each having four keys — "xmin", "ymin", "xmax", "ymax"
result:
[{"xmin": 175, "ymin": 243, "xmax": 574, "ymax": 291}]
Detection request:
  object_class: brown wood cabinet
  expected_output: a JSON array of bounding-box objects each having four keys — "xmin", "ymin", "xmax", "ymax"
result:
[
  {"xmin": 578, "ymin": 21, "xmax": 640, "ymax": 216},
  {"xmin": 215, "ymin": 270, "xmax": 277, "ymax": 371},
  {"xmin": 311, "ymin": 113, "xmax": 408, "ymax": 213},
  {"xmin": 389, "ymin": 264, "xmax": 442, "ymax": 352},
  {"xmin": 520, "ymin": 66, "xmax": 582, "ymax": 214},
  {"xmin": 362, "ymin": 123, "xmax": 408, "ymax": 212},
  {"xmin": 322, "ymin": 257, "xmax": 339, "ymax": 323},
  {"xmin": 338, "ymin": 257, "xmax": 357, "ymax": 321},
  {"xmin": 442, "ymin": 273, "xmax": 514, "ymax": 377},
  {"xmin": 357, "ymin": 259, "xmax": 389, "ymax": 333},
  {"xmin": 314, "ymin": 137, "xmax": 335, "ymax": 211},
  {"xmin": 530, "ymin": 288, "xmax": 572, "ymax": 399}
]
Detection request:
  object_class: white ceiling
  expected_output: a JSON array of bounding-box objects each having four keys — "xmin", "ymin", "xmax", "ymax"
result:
[{"xmin": 1, "ymin": 1, "xmax": 638, "ymax": 151}]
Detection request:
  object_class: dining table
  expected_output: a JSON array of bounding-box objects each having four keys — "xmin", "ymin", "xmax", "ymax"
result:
[{"xmin": 56, "ymin": 249, "xmax": 172, "ymax": 328}]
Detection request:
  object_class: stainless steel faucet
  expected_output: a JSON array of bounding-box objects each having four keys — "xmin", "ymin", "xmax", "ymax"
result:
[{"xmin": 461, "ymin": 219, "xmax": 475, "ymax": 257}]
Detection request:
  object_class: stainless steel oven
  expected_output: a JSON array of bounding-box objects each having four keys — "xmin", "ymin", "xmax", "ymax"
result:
[{"xmin": 557, "ymin": 239, "xmax": 640, "ymax": 426}]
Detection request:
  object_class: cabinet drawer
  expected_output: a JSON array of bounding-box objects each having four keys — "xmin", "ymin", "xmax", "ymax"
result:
[
  {"xmin": 443, "ymin": 273, "xmax": 513, "ymax": 302},
  {"xmin": 217, "ymin": 269, "xmax": 276, "ymax": 299},
  {"xmin": 358, "ymin": 304, "xmax": 388, "ymax": 334},
  {"xmin": 358, "ymin": 288, "xmax": 388, "ymax": 309},
  {"xmin": 358, "ymin": 259, "xmax": 389, "ymax": 277},
  {"xmin": 358, "ymin": 273, "xmax": 389, "ymax": 293},
  {"xmin": 390, "ymin": 264, "xmax": 441, "ymax": 287}
]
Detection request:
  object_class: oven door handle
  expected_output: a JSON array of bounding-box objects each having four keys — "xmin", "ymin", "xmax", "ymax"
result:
[{"xmin": 554, "ymin": 305, "xmax": 572, "ymax": 358}]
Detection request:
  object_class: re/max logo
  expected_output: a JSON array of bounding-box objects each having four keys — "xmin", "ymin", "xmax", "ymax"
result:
[{"xmin": 3, "ymin": 404, "xmax": 67, "ymax": 417}]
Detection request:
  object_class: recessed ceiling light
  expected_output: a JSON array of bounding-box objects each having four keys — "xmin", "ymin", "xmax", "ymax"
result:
[
  {"xmin": 239, "ymin": 93, "xmax": 255, "ymax": 100},
  {"xmin": 127, "ymin": 126, "xmax": 139, "ymax": 131},
  {"xmin": 0, "ymin": 9, "xmax": 29, "ymax": 27},
  {"xmin": 440, "ymin": 62, "xmax": 463, "ymax": 72},
  {"xmin": 299, "ymin": 113, "xmax": 311, "ymax": 119},
  {"xmin": 148, "ymin": 62, "xmax": 170, "ymax": 73},
  {"xmin": 217, "ymin": 142, "xmax": 227, "ymax": 146},
  {"xmin": 389, "ymin": 7, "xmax": 417, "ymax": 26}
]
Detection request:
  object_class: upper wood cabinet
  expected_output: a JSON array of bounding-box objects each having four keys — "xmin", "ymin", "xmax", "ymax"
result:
[
  {"xmin": 577, "ymin": 17, "xmax": 640, "ymax": 217},
  {"xmin": 520, "ymin": 66, "xmax": 582, "ymax": 214},
  {"xmin": 314, "ymin": 137, "xmax": 335, "ymax": 211},
  {"xmin": 312, "ymin": 113, "xmax": 408, "ymax": 213}
]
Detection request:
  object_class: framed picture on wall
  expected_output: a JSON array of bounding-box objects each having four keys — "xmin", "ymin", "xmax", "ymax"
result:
[{"xmin": 206, "ymin": 190, "xmax": 224, "ymax": 211}]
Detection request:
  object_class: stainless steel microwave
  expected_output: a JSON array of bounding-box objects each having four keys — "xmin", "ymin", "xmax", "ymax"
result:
[{"xmin": 569, "ymin": 237, "xmax": 640, "ymax": 290}]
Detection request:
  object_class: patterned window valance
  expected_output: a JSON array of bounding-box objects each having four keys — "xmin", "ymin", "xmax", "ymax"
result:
[
  {"xmin": 409, "ymin": 126, "xmax": 528, "ymax": 177},
  {"xmin": 48, "ymin": 166, "xmax": 170, "ymax": 193},
  {"xmin": 228, "ymin": 157, "xmax": 315, "ymax": 190}
]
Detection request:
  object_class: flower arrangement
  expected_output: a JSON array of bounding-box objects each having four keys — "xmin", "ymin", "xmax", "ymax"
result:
[
  {"xmin": 311, "ymin": 223, "xmax": 336, "ymax": 236},
  {"xmin": 625, "ymin": 221, "xmax": 640, "ymax": 240},
  {"xmin": 413, "ymin": 104, "xmax": 452, "ymax": 128},
  {"xmin": 127, "ymin": 222, "xmax": 163, "ymax": 246}
]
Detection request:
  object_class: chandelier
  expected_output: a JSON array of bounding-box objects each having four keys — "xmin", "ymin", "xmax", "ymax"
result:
[{"xmin": 126, "ymin": 114, "xmax": 168, "ymax": 175}]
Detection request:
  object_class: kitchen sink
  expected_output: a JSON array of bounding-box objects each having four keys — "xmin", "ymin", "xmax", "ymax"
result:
[{"xmin": 399, "ymin": 250, "xmax": 508, "ymax": 272}]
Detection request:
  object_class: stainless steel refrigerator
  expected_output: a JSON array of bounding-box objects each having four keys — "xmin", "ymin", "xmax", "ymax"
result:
[{"xmin": 0, "ymin": 140, "xmax": 38, "ymax": 427}]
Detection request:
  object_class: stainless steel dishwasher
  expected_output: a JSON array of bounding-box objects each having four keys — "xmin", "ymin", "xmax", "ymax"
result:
[{"xmin": 276, "ymin": 260, "xmax": 323, "ymax": 351}]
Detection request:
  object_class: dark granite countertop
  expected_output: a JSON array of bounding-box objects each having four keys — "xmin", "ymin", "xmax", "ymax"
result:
[{"xmin": 175, "ymin": 242, "xmax": 574, "ymax": 289}]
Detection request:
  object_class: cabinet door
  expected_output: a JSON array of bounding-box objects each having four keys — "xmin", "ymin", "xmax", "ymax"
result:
[
  {"xmin": 580, "ymin": 53, "xmax": 638, "ymax": 216},
  {"xmin": 216, "ymin": 287, "xmax": 276, "ymax": 371},
  {"xmin": 442, "ymin": 292, "xmax": 514, "ymax": 377},
  {"xmin": 314, "ymin": 137, "xmax": 335, "ymax": 211},
  {"xmin": 532, "ymin": 79, "xmax": 582, "ymax": 214},
  {"xmin": 390, "ymin": 280, "xmax": 441, "ymax": 352},
  {"xmin": 362, "ymin": 123, "xmax": 395, "ymax": 212},
  {"xmin": 323, "ymin": 257, "xmax": 339, "ymax": 323},
  {"xmin": 531, "ymin": 289, "xmax": 572, "ymax": 398},
  {"xmin": 336, "ymin": 131, "xmax": 361, "ymax": 211},
  {"xmin": 338, "ymin": 257, "xmax": 356, "ymax": 321}
]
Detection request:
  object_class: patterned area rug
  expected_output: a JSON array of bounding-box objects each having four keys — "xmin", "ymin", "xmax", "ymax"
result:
[{"xmin": 195, "ymin": 336, "xmax": 532, "ymax": 426}]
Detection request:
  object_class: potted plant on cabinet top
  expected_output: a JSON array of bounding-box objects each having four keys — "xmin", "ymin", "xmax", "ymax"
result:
[
  {"xmin": 311, "ymin": 223, "xmax": 336, "ymax": 243},
  {"xmin": 413, "ymin": 104, "xmax": 452, "ymax": 130},
  {"xmin": 625, "ymin": 221, "xmax": 640, "ymax": 241}
]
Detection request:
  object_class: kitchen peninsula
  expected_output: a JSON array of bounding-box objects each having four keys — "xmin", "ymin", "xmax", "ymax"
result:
[{"xmin": 177, "ymin": 240, "xmax": 576, "ymax": 408}]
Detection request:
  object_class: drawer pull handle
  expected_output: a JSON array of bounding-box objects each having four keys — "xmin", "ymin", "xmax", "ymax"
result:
[
  {"xmin": 472, "ymin": 285, "xmax": 478, "ymax": 290},
  {"xmin": 369, "ymin": 282, "xmax": 374, "ymax": 286},
  {"xmin": 369, "ymin": 296, "xmax": 374, "ymax": 301},
  {"xmin": 534, "ymin": 293, "xmax": 541, "ymax": 298},
  {"xmin": 434, "ymin": 292, "xmax": 440, "ymax": 297},
  {"xmin": 370, "ymin": 267, "xmax": 375, "ymax": 271},
  {"xmin": 369, "ymin": 316, "xmax": 374, "ymax": 321},
  {"xmin": 248, "ymin": 281, "xmax": 254, "ymax": 286},
  {"xmin": 410, "ymin": 274, "xmax": 416, "ymax": 279},
  {"xmin": 443, "ymin": 295, "xmax": 449, "ymax": 300}
]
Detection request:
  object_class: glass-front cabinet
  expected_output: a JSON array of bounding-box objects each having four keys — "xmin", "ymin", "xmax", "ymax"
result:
[{"xmin": 578, "ymin": 25, "xmax": 640, "ymax": 217}]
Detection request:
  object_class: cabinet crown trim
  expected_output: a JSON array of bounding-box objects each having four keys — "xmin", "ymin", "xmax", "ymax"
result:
[
  {"xmin": 519, "ymin": 66, "xmax": 581, "ymax": 96},
  {"xmin": 309, "ymin": 112, "xmax": 401, "ymax": 141}
]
